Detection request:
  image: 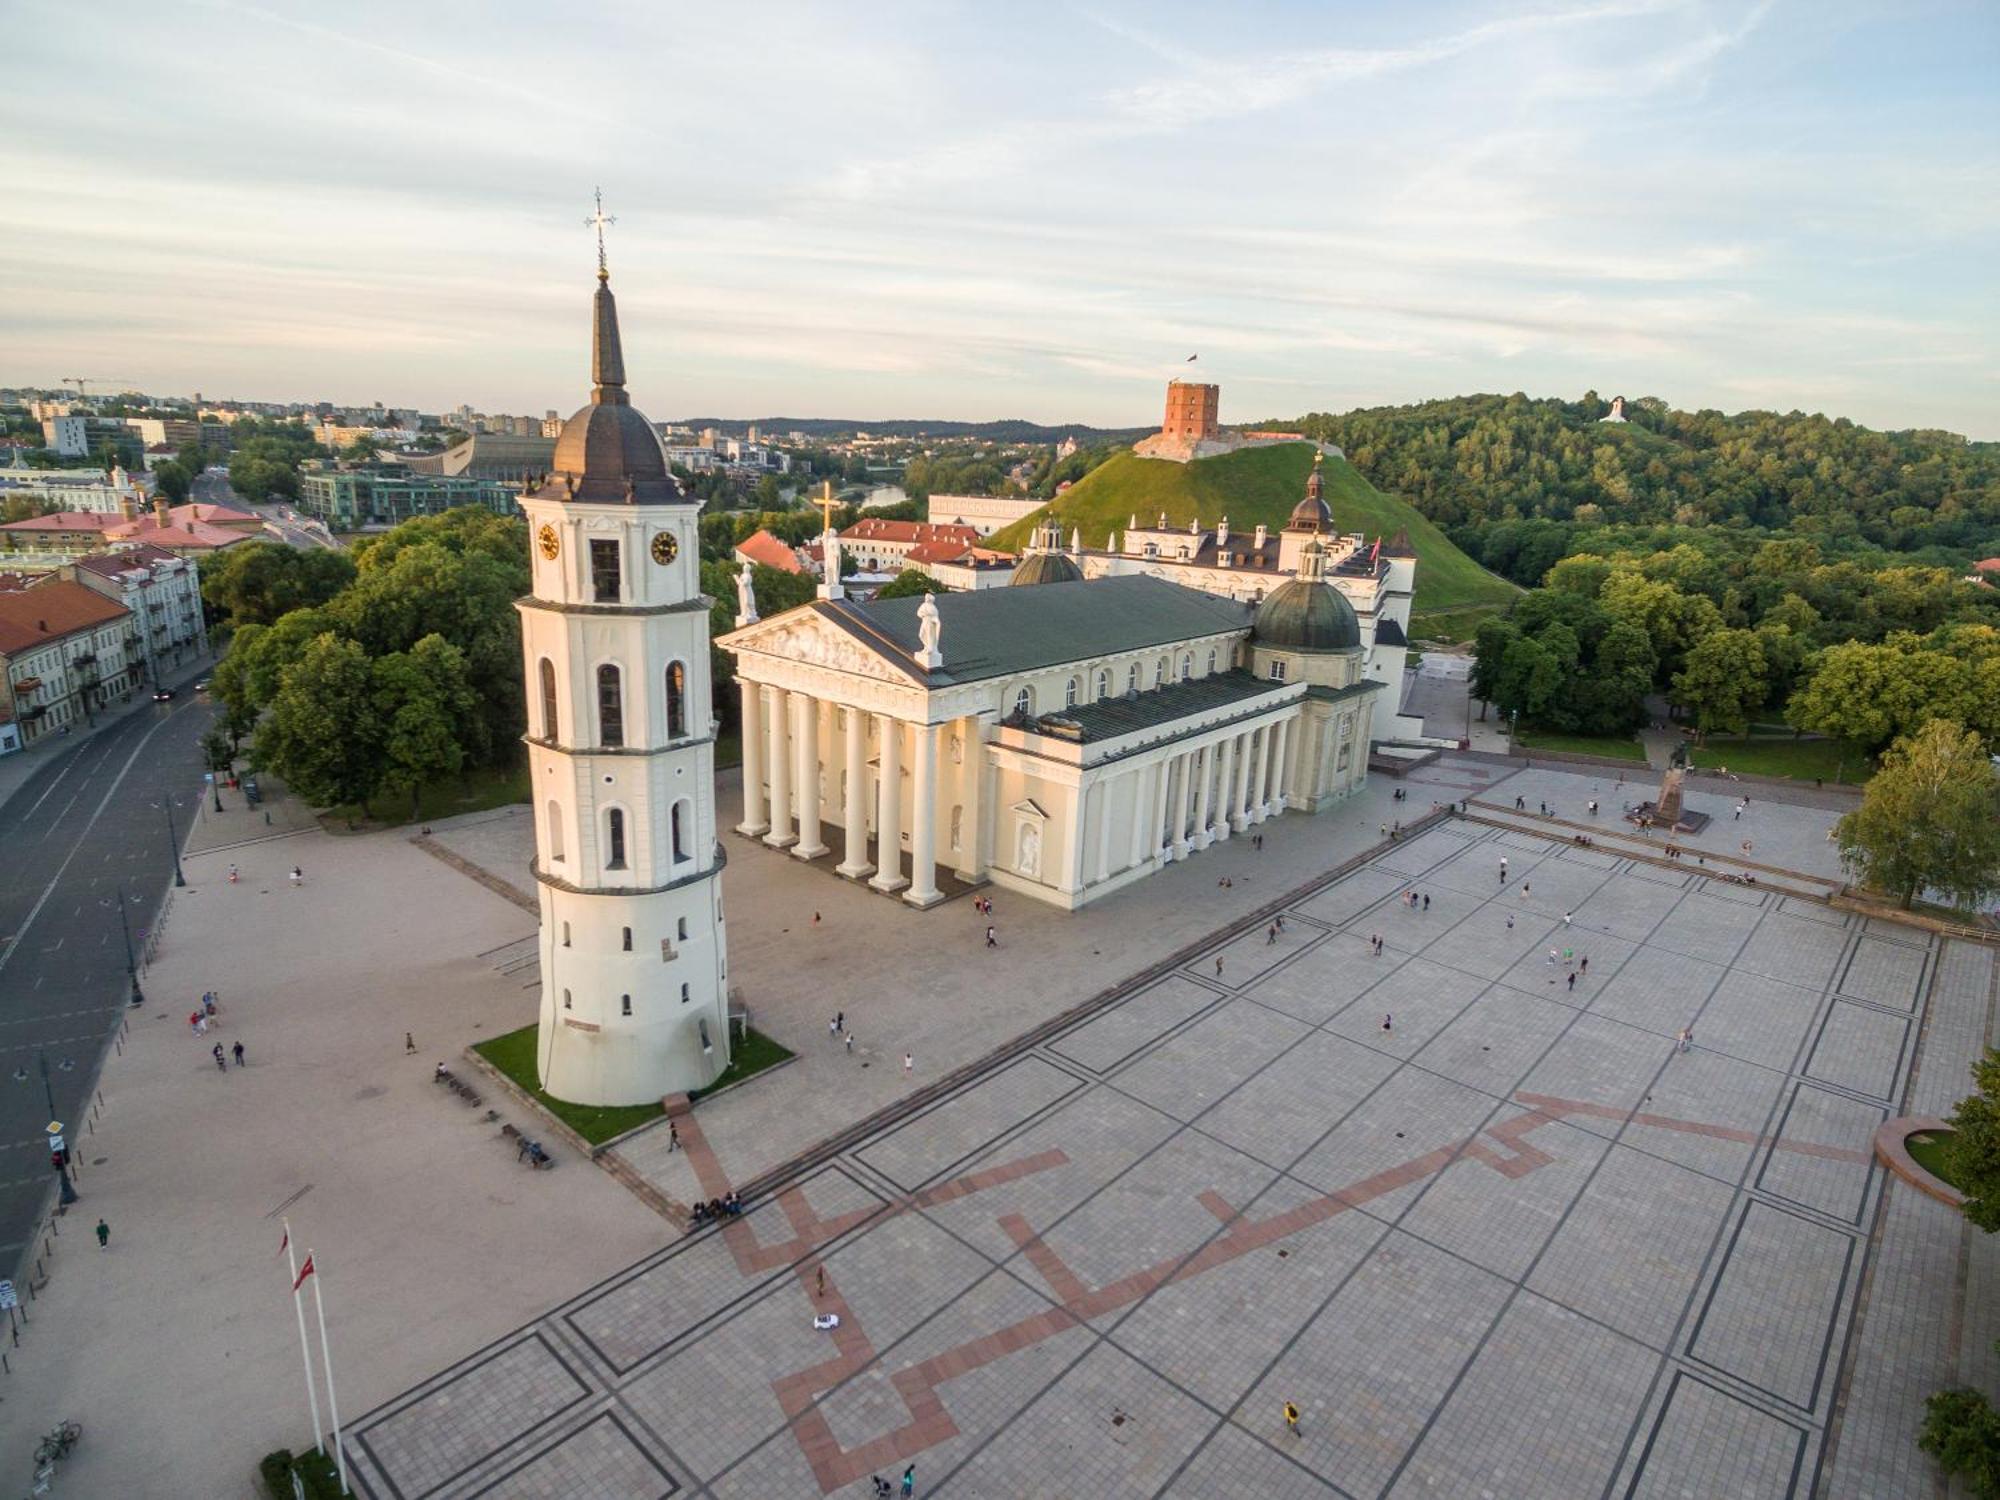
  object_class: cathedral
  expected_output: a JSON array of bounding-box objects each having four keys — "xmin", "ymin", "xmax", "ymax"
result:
[
  {"xmin": 516, "ymin": 259, "xmax": 731, "ymax": 1105},
  {"xmin": 719, "ymin": 463, "xmax": 1385, "ymax": 912}
]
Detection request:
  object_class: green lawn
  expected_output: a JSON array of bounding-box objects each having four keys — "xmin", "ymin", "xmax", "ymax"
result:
[
  {"xmin": 322, "ymin": 763, "xmax": 530, "ymax": 831},
  {"xmin": 1514, "ymin": 728, "xmax": 1648, "ymax": 761},
  {"xmin": 1688, "ymin": 736, "xmax": 1870, "ymax": 785},
  {"xmin": 473, "ymin": 1024, "xmax": 666, "ymax": 1144},
  {"xmin": 1907, "ymin": 1129, "xmax": 1971, "ymax": 1191},
  {"xmin": 688, "ymin": 1025, "xmax": 794, "ymax": 1102},
  {"xmin": 472, "ymin": 1021, "xmax": 795, "ymax": 1144},
  {"xmin": 985, "ymin": 444, "xmax": 1518, "ymax": 633}
]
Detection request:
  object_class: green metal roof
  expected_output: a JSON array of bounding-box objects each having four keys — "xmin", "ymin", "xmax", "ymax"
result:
[
  {"xmin": 818, "ymin": 574, "xmax": 1251, "ymax": 685},
  {"xmin": 1034, "ymin": 668, "xmax": 1291, "ymax": 743}
]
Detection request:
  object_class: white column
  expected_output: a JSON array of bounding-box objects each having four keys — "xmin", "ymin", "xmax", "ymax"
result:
[
  {"xmin": 1093, "ymin": 776, "xmax": 1115, "ymax": 884},
  {"xmin": 1211, "ymin": 736, "xmax": 1234, "ymax": 842},
  {"xmin": 762, "ymin": 686, "xmax": 795, "ymax": 847},
  {"xmin": 791, "ymin": 693, "xmax": 827, "ymax": 859},
  {"xmin": 736, "ymin": 677, "xmax": 767, "ymax": 836},
  {"xmin": 1151, "ymin": 755, "xmax": 1174, "ymax": 861},
  {"xmin": 1228, "ymin": 730, "xmax": 1252, "ymax": 831},
  {"xmin": 869, "ymin": 715, "xmax": 907, "ymax": 892},
  {"xmin": 1267, "ymin": 717, "xmax": 1292, "ymax": 814},
  {"xmin": 1247, "ymin": 725, "xmax": 1269, "ymax": 825},
  {"xmin": 837, "ymin": 707, "xmax": 872, "ymax": 878},
  {"xmin": 1171, "ymin": 752, "xmax": 1194, "ymax": 858},
  {"xmin": 954, "ymin": 719, "xmax": 986, "ymax": 883},
  {"xmin": 1192, "ymin": 744, "xmax": 1215, "ymax": 850},
  {"xmin": 905, "ymin": 722, "xmax": 942, "ymax": 907}
]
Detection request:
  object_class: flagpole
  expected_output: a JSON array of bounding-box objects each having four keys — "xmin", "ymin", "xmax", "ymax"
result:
[
  {"xmin": 308, "ymin": 1252, "xmax": 350, "ymax": 1495},
  {"xmin": 282, "ymin": 1221, "xmax": 325, "ymax": 1459}
]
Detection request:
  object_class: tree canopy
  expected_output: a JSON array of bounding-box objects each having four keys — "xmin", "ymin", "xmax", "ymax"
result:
[
  {"xmin": 875, "ymin": 568, "xmax": 948, "ymax": 599},
  {"xmin": 1835, "ymin": 720, "xmax": 2000, "ymax": 910}
]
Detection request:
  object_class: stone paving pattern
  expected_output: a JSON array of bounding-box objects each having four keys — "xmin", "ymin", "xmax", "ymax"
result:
[{"xmin": 345, "ymin": 806, "xmax": 1996, "ymax": 1499}]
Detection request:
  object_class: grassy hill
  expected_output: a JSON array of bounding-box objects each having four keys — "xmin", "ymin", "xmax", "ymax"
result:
[{"xmin": 986, "ymin": 443, "xmax": 1519, "ymax": 639}]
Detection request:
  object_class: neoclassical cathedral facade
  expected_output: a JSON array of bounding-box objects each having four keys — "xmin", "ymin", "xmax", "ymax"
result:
[
  {"xmin": 517, "ymin": 265, "xmax": 731, "ymax": 1105},
  {"xmin": 719, "ymin": 470, "xmax": 1385, "ymax": 912}
]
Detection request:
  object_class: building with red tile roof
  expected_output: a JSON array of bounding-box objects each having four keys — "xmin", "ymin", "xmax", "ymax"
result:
[
  {"xmin": 732, "ymin": 528, "xmax": 808, "ymax": 575},
  {"xmin": 0, "ymin": 579, "xmax": 142, "ymax": 747},
  {"xmin": 837, "ymin": 518, "xmax": 980, "ymax": 572}
]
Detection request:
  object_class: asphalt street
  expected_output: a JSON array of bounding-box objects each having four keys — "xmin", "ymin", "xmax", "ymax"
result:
[
  {"xmin": 194, "ymin": 468, "xmax": 336, "ymax": 549},
  {"xmin": 0, "ymin": 674, "xmax": 216, "ymax": 1272}
]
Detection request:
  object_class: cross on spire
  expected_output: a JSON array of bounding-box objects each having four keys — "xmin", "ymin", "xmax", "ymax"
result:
[
  {"xmin": 585, "ymin": 187, "xmax": 616, "ymax": 281},
  {"xmin": 812, "ymin": 480, "xmax": 840, "ymax": 535}
]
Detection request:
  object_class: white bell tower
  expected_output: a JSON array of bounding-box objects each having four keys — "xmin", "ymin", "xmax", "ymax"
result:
[{"xmin": 516, "ymin": 225, "xmax": 730, "ymax": 1105}]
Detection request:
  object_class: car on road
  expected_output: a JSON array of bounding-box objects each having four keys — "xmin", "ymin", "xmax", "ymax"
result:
[
  {"xmin": 193, "ymin": 680, "xmax": 210, "ymax": 692},
  {"xmin": 152, "ymin": 688, "xmax": 175, "ymax": 701}
]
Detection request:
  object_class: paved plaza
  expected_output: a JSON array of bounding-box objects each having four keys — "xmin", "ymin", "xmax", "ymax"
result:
[{"xmin": 344, "ymin": 805, "xmax": 1997, "ymax": 1499}]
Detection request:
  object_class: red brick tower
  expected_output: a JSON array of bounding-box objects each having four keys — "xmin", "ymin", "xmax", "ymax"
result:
[{"xmin": 1161, "ymin": 381, "xmax": 1220, "ymax": 442}]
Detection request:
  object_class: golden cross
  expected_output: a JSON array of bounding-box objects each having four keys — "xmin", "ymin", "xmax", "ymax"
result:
[
  {"xmin": 585, "ymin": 187, "xmax": 615, "ymax": 278},
  {"xmin": 813, "ymin": 479, "xmax": 840, "ymax": 535}
]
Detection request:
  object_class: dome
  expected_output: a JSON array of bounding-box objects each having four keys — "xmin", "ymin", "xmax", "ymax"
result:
[
  {"xmin": 527, "ymin": 272, "xmax": 685, "ymax": 507},
  {"xmin": 1286, "ymin": 450, "xmax": 1332, "ymax": 532},
  {"xmin": 1254, "ymin": 575, "xmax": 1361, "ymax": 652},
  {"xmin": 1009, "ymin": 550, "xmax": 1083, "ymax": 587}
]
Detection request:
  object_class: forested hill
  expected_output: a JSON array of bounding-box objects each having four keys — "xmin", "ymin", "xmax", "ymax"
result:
[{"xmin": 1277, "ymin": 393, "xmax": 2000, "ymax": 559}]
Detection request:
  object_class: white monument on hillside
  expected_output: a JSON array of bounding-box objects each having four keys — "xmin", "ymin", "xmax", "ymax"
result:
[{"xmin": 515, "ymin": 206, "xmax": 730, "ymax": 1104}]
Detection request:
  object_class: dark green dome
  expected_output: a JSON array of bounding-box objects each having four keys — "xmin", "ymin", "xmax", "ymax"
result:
[
  {"xmin": 1253, "ymin": 576, "xmax": 1360, "ymax": 651},
  {"xmin": 1009, "ymin": 550, "xmax": 1084, "ymax": 587}
]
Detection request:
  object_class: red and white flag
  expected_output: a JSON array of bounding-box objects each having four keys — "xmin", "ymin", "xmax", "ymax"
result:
[{"xmin": 294, "ymin": 1253, "xmax": 315, "ymax": 1293}]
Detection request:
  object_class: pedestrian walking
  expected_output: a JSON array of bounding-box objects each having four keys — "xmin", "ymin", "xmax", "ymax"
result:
[
  {"xmin": 1283, "ymin": 1401, "xmax": 1301, "ymax": 1435},
  {"xmin": 204, "ymin": 992, "xmax": 218, "ymax": 1017},
  {"xmin": 816, "ymin": 1265, "xmax": 826, "ymax": 1298},
  {"xmin": 289, "ymin": 866, "xmax": 303, "ymax": 887},
  {"xmin": 1275, "ymin": 914, "xmax": 1286, "ymax": 934},
  {"xmin": 985, "ymin": 925, "xmax": 997, "ymax": 948},
  {"xmin": 1422, "ymin": 893, "xmax": 1430, "ymax": 911},
  {"xmin": 668, "ymin": 1121, "xmax": 679, "ymax": 1153},
  {"xmin": 1267, "ymin": 923, "xmax": 1279, "ymax": 945},
  {"xmin": 1521, "ymin": 881, "xmax": 1531, "ymax": 897},
  {"xmin": 829, "ymin": 1016, "xmax": 840, "ymax": 1039},
  {"xmin": 902, "ymin": 1464, "xmax": 915, "ymax": 1496},
  {"xmin": 812, "ymin": 911, "xmax": 821, "ymax": 927},
  {"xmin": 1562, "ymin": 911, "xmax": 1572, "ymax": 925},
  {"xmin": 1515, "ymin": 795, "xmax": 1525, "ymax": 810},
  {"xmin": 836, "ymin": 1011, "xmax": 845, "ymax": 1034},
  {"xmin": 1567, "ymin": 972, "xmax": 1576, "ymax": 992},
  {"xmin": 1676, "ymin": 1027, "xmax": 1691, "ymax": 1053},
  {"xmin": 1505, "ymin": 914, "xmax": 1514, "ymax": 929},
  {"xmin": 96, "ymin": 1218, "xmax": 109, "ymax": 1250},
  {"xmin": 405, "ymin": 1031, "xmax": 417, "ymax": 1054},
  {"xmin": 232, "ymin": 1041, "xmax": 245, "ymax": 1066},
  {"xmin": 1733, "ymin": 804, "xmax": 1742, "ymax": 821},
  {"xmin": 903, "ymin": 1052, "xmax": 914, "ymax": 1077},
  {"xmin": 1579, "ymin": 956, "xmax": 1588, "ymax": 974},
  {"xmin": 845, "ymin": 1031, "xmax": 854, "ymax": 1054},
  {"xmin": 1547, "ymin": 948, "xmax": 1558, "ymax": 966},
  {"xmin": 212, "ymin": 1042, "xmax": 227, "ymax": 1072},
  {"xmin": 228, "ymin": 864, "xmax": 238, "ymax": 883},
  {"xmin": 1381, "ymin": 1014, "xmax": 1393, "ymax": 1033},
  {"xmin": 1215, "ymin": 956, "xmax": 1225, "ymax": 978}
]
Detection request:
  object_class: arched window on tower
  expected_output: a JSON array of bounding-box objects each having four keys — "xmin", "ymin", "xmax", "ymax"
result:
[
  {"xmin": 605, "ymin": 808, "xmax": 627, "ymax": 868},
  {"xmin": 547, "ymin": 800, "xmax": 565, "ymax": 861},
  {"xmin": 666, "ymin": 660, "xmax": 688, "ymax": 739},
  {"xmin": 538, "ymin": 658, "xmax": 559, "ymax": 741},
  {"xmin": 1126, "ymin": 663, "xmax": 1139, "ymax": 694},
  {"xmin": 597, "ymin": 664, "xmax": 623, "ymax": 748},
  {"xmin": 1096, "ymin": 668, "xmax": 1111, "ymax": 700},
  {"xmin": 1180, "ymin": 653, "xmax": 1193, "ymax": 682},
  {"xmin": 1155, "ymin": 657, "xmax": 1168, "ymax": 688},
  {"xmin": 1013, "ymin": 686, "xmax": 1034, "ymax": 719},
  {"xmin": 1065, "ymin": 677, "xmax": 1079, "ymax": 708},
  {"xmin": 671, "ymin": 800, "xmax": 691, "ymax": 863},
  {"xmin": 1207, "ymin": 647, "xmax": 1217, "ymax": 674}
]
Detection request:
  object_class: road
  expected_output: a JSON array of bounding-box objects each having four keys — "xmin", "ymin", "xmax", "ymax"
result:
[
  {"xmin": 192, "ymin": 467, "xmax": 337, "ymax": 550},
  {"xmin": 0, "ymin": 674, "xmax": 215, "ymax": 1274}
]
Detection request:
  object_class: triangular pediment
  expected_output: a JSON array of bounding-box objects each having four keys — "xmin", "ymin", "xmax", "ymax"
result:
[
  {"xmin": 719, "ymin": 606, "xmax": 925, "ymax": 686},
  {"xmin": 1011, "ymin": 798, "xmax": 1048, "ymax": 820}
]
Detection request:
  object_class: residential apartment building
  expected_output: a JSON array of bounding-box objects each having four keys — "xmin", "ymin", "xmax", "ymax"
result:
[
  {"xmin": 0, "ymin": 580, "xmax": 141, "ymax": 749},
  {"xmin": 70, "ymin": 544, "xmax": 207, "ymax": 683},
  {"xmin": 0, "ymin": 464, "xmax": 148, "ymax": 516}
]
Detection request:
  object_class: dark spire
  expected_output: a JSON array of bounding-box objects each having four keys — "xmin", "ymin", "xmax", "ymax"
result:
[{"xmin": 591, "ymin": 276, "xmax": 628, "ymax": 406}]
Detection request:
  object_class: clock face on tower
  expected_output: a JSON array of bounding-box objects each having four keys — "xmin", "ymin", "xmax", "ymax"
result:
[
  {"xmin": 650, "ymin": 530, "xmax": 679, "ymax": 565},
  {"xmin": 537, "ymin": 523, "xmax": 560, "ymax": 561}
]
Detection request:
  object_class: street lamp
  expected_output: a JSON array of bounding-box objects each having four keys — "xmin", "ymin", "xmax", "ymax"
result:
[
  {"xmin": 13, "ymin": 1054, "xmax": 78, "ymax": 1206},
  {"xmin": 114, "ymin": 884, "xmax": 145, "ymax": 1007},
  {"xmin": 156, "ymin": 793, "xmax": 187, "ymax": 887}
]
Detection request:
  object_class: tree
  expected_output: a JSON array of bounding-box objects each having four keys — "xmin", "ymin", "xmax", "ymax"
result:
[
  {"xmin": 253, "ymin": 634, "xmax": 383, "ymax": 813},
  {"xmin": 1921, "ymin": 1382, "xmax": 2000, "ymax": 1498},
  {"xmin": 152, "ymin": 460, "xmax": 192, "ymax": 503},
  {"xmin": 1469, "ymin": 619, "xmax": 1515, "ymax": 719},
  {"xmin": 373, "ymin": 635, "xmax": 479, "ymax": 818},
  {"xmin": 875, "ymin": 568, "xmax": 947, "ymax": 599},
  {"xmin": 201, "ymin": 542, "xmax": 356, "ymax": 630},
  {"xmin": 1671, "ymin": 629, "xmax": 1767, "ymax": 740},
  {"xmin": 1835, "ymin": 720, "xmax": 2000, "ymax": 909},
  {"xmin": 1944, "ymin": 1051, "xmax": 2000, "ymax": 1234}
]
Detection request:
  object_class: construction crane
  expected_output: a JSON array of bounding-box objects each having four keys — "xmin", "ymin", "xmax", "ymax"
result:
[{"xmin": 63, "ymin": 377, "xmax": 142, "ymax": 399}]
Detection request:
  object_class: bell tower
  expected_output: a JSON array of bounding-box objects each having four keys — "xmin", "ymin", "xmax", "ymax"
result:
[{"xmin": 516, "ymin": 219, "xmax": 730, "ymax": 1105}]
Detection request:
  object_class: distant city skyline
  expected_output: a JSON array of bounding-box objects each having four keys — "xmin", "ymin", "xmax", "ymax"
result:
[{"xmin": 3, "ymin": 1, "xmax": 1996, "ymax": 438}]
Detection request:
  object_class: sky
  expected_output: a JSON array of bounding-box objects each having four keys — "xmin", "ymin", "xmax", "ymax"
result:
[{"xmin": 2, "ymin": 0, "xmax": 1996, "ymax": 436}]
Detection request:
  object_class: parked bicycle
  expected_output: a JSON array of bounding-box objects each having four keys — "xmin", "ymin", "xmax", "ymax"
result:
[{"xmin": 34, "ymin": 1419, "xmax": 81, "ymax": 1465}]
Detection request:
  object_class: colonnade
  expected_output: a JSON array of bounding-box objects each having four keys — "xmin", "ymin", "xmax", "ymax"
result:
[
  {"xmin": 734, "ymin": 679, "xmax": 972, "ymax": 909},
  {"xmin": 1150, "ymin": 714, "xmax": 1292, "ymax": 863}
]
